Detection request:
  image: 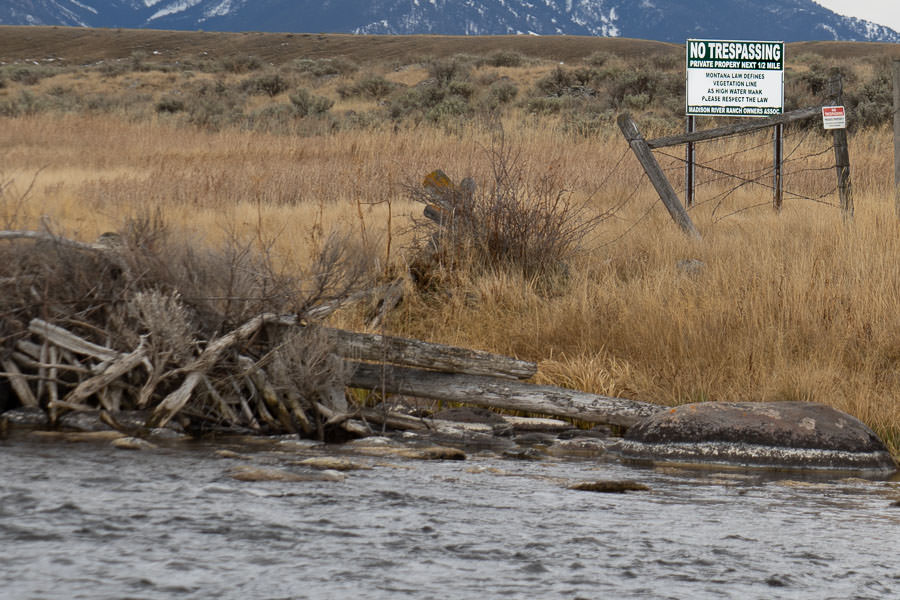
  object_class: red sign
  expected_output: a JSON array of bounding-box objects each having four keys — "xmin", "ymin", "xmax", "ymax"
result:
[{"xmin": 822, "ymin": 106, "xmax": 846, "ymax": 130}]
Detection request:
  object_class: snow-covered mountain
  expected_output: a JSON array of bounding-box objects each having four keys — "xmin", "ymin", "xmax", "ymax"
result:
[{"xmin": 2, "ymin": 0, "xmax": 898, "ymax": 43}]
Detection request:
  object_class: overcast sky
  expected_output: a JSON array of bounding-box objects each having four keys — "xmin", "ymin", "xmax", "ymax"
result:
[{"xmin": 813, "ymin": 0, "xmax": 900, "ymax": 32}]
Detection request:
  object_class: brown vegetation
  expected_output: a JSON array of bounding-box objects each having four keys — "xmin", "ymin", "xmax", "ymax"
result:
[{"xmin": 1, "ymin": 26, "xmax": 898, "ymax": 454}]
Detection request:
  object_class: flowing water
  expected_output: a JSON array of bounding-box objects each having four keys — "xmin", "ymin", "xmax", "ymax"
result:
[{"xmin": 2, "ymin": 433, "xmax": 899, "ymax": 600}]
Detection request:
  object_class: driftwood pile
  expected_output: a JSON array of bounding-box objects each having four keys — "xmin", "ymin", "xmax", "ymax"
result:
[
  {"xmin": 2, "ymin": 312, "xmax": 659, "ymax": 439},
  {"xmin": 0, "ymin": 221, "xmax": 658, "ymax": 440}
]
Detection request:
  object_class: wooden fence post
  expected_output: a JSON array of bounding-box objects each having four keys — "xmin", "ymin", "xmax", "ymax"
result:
[
  {"xmin": 618, "ymin": 113, "xmax": 701, "ymax": 239},
  {"xmin": 774, "ymin": 123, "xmax": 783, "ymax": 211},
  {"xmin": 685, "ymin": 115, "xmax": 696, "ymax": 208},
  {"xmin": 829, "ymin": 75, "xmax": 853, "ymax": 218}
]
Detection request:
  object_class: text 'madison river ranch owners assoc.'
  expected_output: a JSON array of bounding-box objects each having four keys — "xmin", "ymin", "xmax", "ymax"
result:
[{"xmin": 686, "ymin": 39, "xmax": 784, "ymax": 117}]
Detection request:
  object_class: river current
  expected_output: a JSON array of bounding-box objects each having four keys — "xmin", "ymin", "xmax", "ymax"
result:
[{"xmin": 2, "ymin": 434, "xmax": 899, "ymax": 600}]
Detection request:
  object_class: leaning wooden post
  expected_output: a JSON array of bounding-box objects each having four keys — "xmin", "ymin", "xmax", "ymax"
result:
[
  {"xmin": 618, "ymin": 113, "xmax": 701, "ymax": 238},
  {"xmin": 829, "ymin": 75, "xmax": 853, "ymax": 218},
  {"xmin": 893, "ymin": 60, "xmax": 900, "ymax": 219}
]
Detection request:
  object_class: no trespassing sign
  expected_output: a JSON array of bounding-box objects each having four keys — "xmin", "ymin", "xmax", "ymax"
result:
[{"xmin": 686, "ymin": 39, "xmax": 784, "ymax": 118}]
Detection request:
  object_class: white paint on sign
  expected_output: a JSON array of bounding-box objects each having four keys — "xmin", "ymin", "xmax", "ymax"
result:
[
  {"xmin": 686, "ymin": 39, "xmax": 784, "ymax": 118},
  {"xmin": 822, "ymin": 106, "xmax": 846, "ymax": 129}
]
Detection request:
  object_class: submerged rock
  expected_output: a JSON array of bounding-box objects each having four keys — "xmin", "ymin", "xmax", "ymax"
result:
[
  {"xmin": 228, "ymin": 465, "xmax": 346, "ymax": 482},
  {"xmin": 433, "ymin": 406, "xmax": 507, "ymax": 424},
  {"xmin": 1, "ymin": 407, "xmax": 48, "ymax": 427},
  {"xmin": 613, "ymin": 402, "xmax": 897, "ymax": 474},
  {"xmin": 547, "ymin": 438, "xmax": 608, "ymax": 458},
  {"xmin": 350, "ymin": 444, "xmax": 466, "ymax": 460},
  {"xmin": 412, "ymin": 446, "xmax": 467, "ymax": 460},
  {"xmin": 111, "ymin": 436, "xmax": 157, "ymax": 451},
  {"xmin": 298, "ymin": 457, "xmax": 371, "ymax": 471},
  {"xmin": 1, "ymin": 408, "xmax": 187, "ymax": 438},
  {"xmin": 502, "ymin": 448, "xmax": 544, "ymax": 461},
  {"xmin": 216, "ymin": 449, "xmax": 246, "ymax": 459},
  {"xmin": 568, "ymin": 480, "xmax": 650, "ymax": 493},
  {"xmin": 30, "ymin": 430, "xmax": 125, "ymax": 443}
]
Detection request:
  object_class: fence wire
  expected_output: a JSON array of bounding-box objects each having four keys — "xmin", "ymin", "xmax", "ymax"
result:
[
  {"xmin": 652, "ymin": 121, "xmax": 842, "ymax": 224},
  {"xmin": 593, "ymin": 115, "xmax": 845, "ymax": 247}
]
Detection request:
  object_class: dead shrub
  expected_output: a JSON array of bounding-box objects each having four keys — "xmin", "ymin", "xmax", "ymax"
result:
[
  {"xmin": 240, "ymin": 73, "xmax": 290, "ymax": 97},
  {"xmin": 0, "ymin": 211, "xmax": 375, "ymax": 432},
  {"xmin": 268, "ymin": 326, "xmax": 354, "ymax": 408},
  {"xmin": 219, "ymin": 55, "xmax": 263, "ymax": 74},
  {"xmin": 0, "ymin": 214, "xmax": 373, "ymax": 340},
  {"xmin": 407, "ymin": 134, "xmax": 607, "ymax": 283},
  {"xmin": 290, "ymin": 88, "xmax": 334, "ymax": 116}
]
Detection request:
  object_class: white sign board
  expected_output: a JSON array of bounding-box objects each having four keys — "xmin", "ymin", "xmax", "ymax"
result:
[
  {"xmin": 822, "ymin": 106, "xmax": 846, "ymax": 129},
  {"xmin": 686, "ymin": 39, "xmax": 784, "ymax": 118}
]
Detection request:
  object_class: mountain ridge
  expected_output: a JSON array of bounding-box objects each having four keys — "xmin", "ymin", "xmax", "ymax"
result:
[{"xmin": 1, "ymin": 0, "xmax": 898, "ymax": 43}]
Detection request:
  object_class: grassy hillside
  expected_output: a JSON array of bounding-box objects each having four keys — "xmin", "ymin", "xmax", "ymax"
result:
[
  {"xmin": 1, "ymin": 26, "xmax": 899, "ymax": 454},
  {"xmin": 2, "ymin": 26, "xmax": 899, "ymax": 65},
  {"xmin": 0, "ymin": 26, "xmax": 683, "ymax": 64}
]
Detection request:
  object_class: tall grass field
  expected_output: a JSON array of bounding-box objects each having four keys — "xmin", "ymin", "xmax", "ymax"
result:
[{"xmin": 2, "ymin": 27, "xmax": 899, "ymax": 454}]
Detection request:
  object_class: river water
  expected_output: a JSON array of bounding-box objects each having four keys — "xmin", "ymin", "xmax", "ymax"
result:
[{"xmin": 2, "ymin": 433, "xmax": 899, "ymax": 600}]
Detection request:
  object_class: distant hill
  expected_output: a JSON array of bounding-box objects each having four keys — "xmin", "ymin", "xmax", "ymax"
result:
[
  {"xmin": 1, "ymin": 0, "xmax": 899, "ymax": 43},
  {"xmin": 2, "ymin": 27, "xmax": 899, "ymax": 70}
]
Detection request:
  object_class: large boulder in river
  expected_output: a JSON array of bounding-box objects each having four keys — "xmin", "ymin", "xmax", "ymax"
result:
[{"xmin": 612, "ymin": 402, "xmax": 897, "ymax": 474}]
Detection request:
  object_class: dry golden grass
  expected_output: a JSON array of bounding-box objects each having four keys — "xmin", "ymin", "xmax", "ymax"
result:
[{"xmin": 2, "ymin": 27, "xmax": 899, "ymax": 455}]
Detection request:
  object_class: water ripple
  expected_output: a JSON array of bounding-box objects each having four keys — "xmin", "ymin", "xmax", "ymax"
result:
[{"xmin": 0, "ymin": 438, "xmax": 898, "ymax": 599}]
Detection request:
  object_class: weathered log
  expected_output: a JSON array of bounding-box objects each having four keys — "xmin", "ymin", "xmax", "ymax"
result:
[
  {"xmin": 148, "ymin": 313, "xmax": 283, "ymax": 428},
  {"xmin": 314, "ymin": 402, "xmax": 370, "ymax": 436},
  {"xmin": 47, "ymin": 399, "xmax": 93, "ymax": 413},
  {"xmin": 64, "ymin": 342, "xmax": 147, "ymax": 406},
  {"xmin": 29, "ymin": 318, "xmax": 121, "ymax": 363},
  {"xmin": 502, "ymin": 415, "xmax": 573, "ymax": 432},
  {"xmin": 284, "ymin": 390, "xmax": 314, "ymax": 434},
  {"xmin": 0, "ymin": 230, "xmax": 107, "ymax": 252},
  {"xmin": 36, "ymin": 342, "xmax": 48, "ymax": 402},
  {"xmin": 98, "ymin": 385, "xmax": 123, "ymax": 412},
  {"xmin": 58, "ymin": 349, "xmax": 87, "ymax": 384},
  {"xmin": 347, "ymin": 362, "xmax": 662, "ymax": 428},
  {"xmin": 242, "ymin": 371, "xmax": 279, "ymax": 429},
  {"xmin": 14, "ymin": 339, "xmax": 44, "ymax": 360},
  {"xmin": 328, "ymin": 329, "xmax": 537, "ymax": 380},
  {"xmin": 149, "ymin": 371, "xmax": 203, "ymax": 428},
  {"xmin": 1, "ymin": 357, "xmax": 38, "ymax": 407},
  {"xmin": 253, "ymin": 317, "xmax": 536, "ymax": 379},
  {"xmin": 262, "ymin": 317, "xmax": 537, "ymax": 379},
  {"xmin": 355, "ymin": 407, "xmax": 513, "ymax": 437},
  {"xmin": 356, "ymin": 407, "xmax": 433, "ymax": 432},
  {"xmin": 231, "ymin": 377, "xmax": 260, "ymax": 430},
  {"xmin": 48, "ymin": 346, "xmax": 59, "ymax": 408},
  {"xmin": 304, "ymin": 285, "xmax": 395, "ymax": 321},
  {"xmin": 9, "ymin": 351, "xmax": 91, "ymax": 375},
  {"xmin": 365, "ymin": 279, "xmax": 405, "ymax": 330},
  {"xmin": 201, "ymin": 375, "xmax": 241, "ymax": 426},
  {"xmin": 238, "ymin": 355, "xmax": 295, "ymax": 433}
]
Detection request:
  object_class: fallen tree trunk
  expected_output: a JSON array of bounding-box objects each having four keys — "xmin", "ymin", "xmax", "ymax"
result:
[
  {"xmin": 11, "ymin": 306, "xmax": 655, "ymax": 435},
  {"xmin": 29, "ymin": 319, "xmax": 122, "ymax": 363},
  {"xmin": 348, "ymin": 362, "xmax": 662, "ymax": 428},
  {"xmin": 327, "ymin": 328, "xmax": 537, "ymax": 380},
  {"xmin": 64, "ymin": 342, "xmax": 147, "ymax": 406},
  {"xmin": 1, "ymin": 357, "xmax": 38, "ymax": 408}
]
